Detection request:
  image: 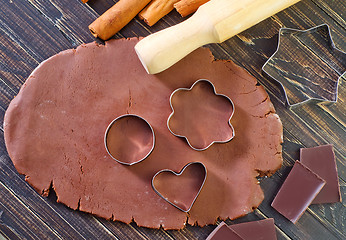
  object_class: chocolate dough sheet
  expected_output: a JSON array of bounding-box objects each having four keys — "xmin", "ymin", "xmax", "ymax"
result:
[{"xmin": 4, "ymin": 38, "xmax": 282, "ymax": 229}]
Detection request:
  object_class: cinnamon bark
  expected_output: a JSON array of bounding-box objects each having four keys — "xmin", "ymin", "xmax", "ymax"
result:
[
  {"xmin": 139, "ymin": 0, "xmax": 180, "ymax": 26},
  {"xmin": 89, "ymin": 0, "xmax": 151, "ymax": 40},
  {"xmin": 174, "ymin": 0, "xmax": 210, "ymax": 17}
]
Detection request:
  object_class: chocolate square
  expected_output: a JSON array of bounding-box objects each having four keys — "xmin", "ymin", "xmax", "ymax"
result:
[
  {"xmin": 300, "ymin": 145, "xmax": 341, "ymax": 204},
  {"xmin": 229, "ymin": 218, "xmax": 277, "ymax": 240},
  {"xmin": 271, "ymin": 161, "xmax": 325, "ymax": 223},
  {"xmin": 206, "ymin": 222, "xmax": 244, "ymax": 240}
]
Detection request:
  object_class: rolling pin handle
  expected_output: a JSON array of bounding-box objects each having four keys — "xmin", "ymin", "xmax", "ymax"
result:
[{"xmin": 135, "ymin": 12, "xmax": 217, "ymax": 74}]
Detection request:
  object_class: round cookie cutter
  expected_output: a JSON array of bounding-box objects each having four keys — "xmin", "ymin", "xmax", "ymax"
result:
[{"xmin": 104, "ymin": 114, "xmax": 155, "ymax": 166}]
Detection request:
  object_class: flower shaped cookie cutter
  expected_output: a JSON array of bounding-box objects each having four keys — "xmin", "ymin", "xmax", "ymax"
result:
[
  {"xmin": 262, "ymin": 24, "xmax": 346, "ymax": 107},
  {"xmin": 104, "ymin": 114, "xmax": 155, "ymax": 165},
  {"xmin": 167, "ymin": 79, "xmax": 235, "ymax": 151}
]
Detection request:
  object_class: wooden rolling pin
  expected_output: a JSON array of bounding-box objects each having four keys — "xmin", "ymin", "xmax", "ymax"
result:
[{"xmin": 135, "ymin": 0, "xmax": 301, "ymax": 74}]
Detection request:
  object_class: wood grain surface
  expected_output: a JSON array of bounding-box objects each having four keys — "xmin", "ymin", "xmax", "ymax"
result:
[{"xmin": 0, "ymin": 0, "xmax": 345, "ymax": 239}]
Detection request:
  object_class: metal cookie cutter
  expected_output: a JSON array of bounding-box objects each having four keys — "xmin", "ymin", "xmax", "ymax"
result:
[
  {"xmin": 152, "ymin": 162, "xmax": 207, "ymax": 212},
  {"xmin": 167, "ymin": 79, "xmax": 235, "ymax": 151},
  {"xmin": 105, "ymin": 114, "xmax": 155, "ymax": 165},
  {"xmin": 262, "ymin": 24, "xmax": 346, "ymax": 107}
]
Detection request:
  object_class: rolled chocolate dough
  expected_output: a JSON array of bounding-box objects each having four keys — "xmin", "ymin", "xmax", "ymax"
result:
[{"xmin": 4, "ymin": 38, "xmax": 283, "ymax": 229}]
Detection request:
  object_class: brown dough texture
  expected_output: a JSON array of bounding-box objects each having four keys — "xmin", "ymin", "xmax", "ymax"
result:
[{"xmin": 4, "ymin": 38, "xmax": 283, "ymax": 229}]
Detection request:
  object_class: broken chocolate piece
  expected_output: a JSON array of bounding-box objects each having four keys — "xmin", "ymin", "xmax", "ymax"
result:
[
  {"xmin": 300, "ymin": 144, "xmax": 341, "ymax": 204},
  {"xmin": 271, "ymin": 161, "xmax": 325, "ymax": 223},
  {"xmin": 229, "ymin": 218, "xmax": 277, "ymax": 240},
  {"xmin": 206, "ymin": 222, "xmax": 244, "ymax": 240}
]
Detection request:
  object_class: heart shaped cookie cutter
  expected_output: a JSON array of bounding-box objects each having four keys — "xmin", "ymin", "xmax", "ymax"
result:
[
  {"xmin": 152, "ymin": 162, "xmax": 207, "ymax": 212},
  {"xmin": 167, "ymin": 79, "xmax": 235, "ymax": 151},
  {"xmin": 104, "ymin": 114, "xmax": 155, "ymax": 165}
]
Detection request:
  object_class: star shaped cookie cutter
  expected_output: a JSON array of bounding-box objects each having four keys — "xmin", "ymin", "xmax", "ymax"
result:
[{"xmin": 262, "ymin": 24, "xmax": 346, "ymax": 107}]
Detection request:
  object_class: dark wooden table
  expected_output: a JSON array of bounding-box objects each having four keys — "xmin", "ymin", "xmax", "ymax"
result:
[{"xmin": 0, "ymin": 0, "xmax": 345, "ymax": 239}]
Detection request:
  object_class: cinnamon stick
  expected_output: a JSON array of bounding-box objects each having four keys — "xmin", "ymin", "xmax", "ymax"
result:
[
  {"xmin": 139, "ymin": 0, "xmax": 180, "ymax": 26},
  {"xmin": 89, "ymin": 0, "xmax": 151, "ymax": 40},
  {"xmin": 174, "ymin": 0, "xmax": 210, "ymax": 17}
]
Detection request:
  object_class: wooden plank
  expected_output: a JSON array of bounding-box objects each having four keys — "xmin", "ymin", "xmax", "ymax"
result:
[
  {"xmin": 0, "ymin": 0, "xmax": 344, "ymax": 239},
  {"xmin": 205, "ymin": 0, "xmax": 346, "ymax": 181},
  {"xmin": 0, "ymin": 135, "xmax": 125, "ymax": 239},
  {"xmin": 290, "ymin": 104, "xmax": 345, "ymax": 156},
  {"xmin": 272, "ymin": 100, "xmax": 345, "ymax": 182},
  {"xmin": 318, "ymin": 75, "xmax": 345, "ymax": 131},
  {"xmin": 0, "ymin": 153, "xmax": 133, "ymax": 239},
  {"xmin": 272, "ymin": 0, "xmax": 345, "ymax": 49},
  {"xmin": 261, "ymin": 132, "xmax": 345, "ymax": 237},
  {"xmin": 0, "ymin": 137, "xmax": 147, "ymax": 240},
  {"xmin": 208, "ymin": 0, "xmax": 346, "ymax": 230},
  {"xmin": 0, "ymin": 205, "xmax": 38, "ymax": 240},
  {"xmin": 0, "ymin": 184, "xmax": 62, "ymax": 239},
  {"xmin": 0, "ymin": 0, "xmax": 75, "ymax": 62},
  {"xmin": 86, "ymin": 0, "xmax": 117, "ymax": 15},
  {"xmin": 311, "ymin": 0, "xmax": 346, "ymax": 29},
  {"xmin": 124, "ymin": 222, "xmax": 174, "ymax": 240},
  {"xmin": 0, "ymin": 210, "xmax": 22, "ymax": 240},
  {"xmin": 0, "ymin": 29, "xmax": 38, "ymax": 93},
  {"xmin": 0, "ymin": 1, "xmax": 158, "ymax": 239},
  {"xmin": 258, "ymin": 161, "xmax": 344, "ymax": 240},
  {"xmin": 213, "ymin": 0, "xmax": 345, "ymax": 105},
  {"xmin": 0, "ymin": 2, "xmax": 169, "ymax": 240},
  {"xmin": 94, "ymin": 219, "xmax": 149, "ymax": 240},
  {"xmin": 0, "ymin": 164, "xmax": 83, "ymax": 239},
  {"xmin": 0, "ymin": 0, "xmax": 81, "ymax": 128},
  {"xmin": 208, "ymin": 53, "xmax": 346, "ymax": 183},
  {"xmin": 218, "ymin": 4, "xmax": 345, "ymax": 97},
  {"xmin": 27, "ymin": 0, "xmax": 97, "ymax": 45},
  {"xmin": 268, "ymin": 102, "xmax": 346, "ymax": 192},
  {"xmin": 261, "ymin": 26, "xmax": 344, "ymax": 106}
]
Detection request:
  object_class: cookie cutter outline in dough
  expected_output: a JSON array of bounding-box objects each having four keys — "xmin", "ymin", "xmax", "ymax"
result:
[
  {"xmin": 167, "ymin": 79, "xmax": 235, "ymax": 151},
  {"xmin": 151, "ymin": 162, "xmax": 207, "ymax": 213},
  {"xmin": 262, "ymin": 24, "xmax": 346, "ymax": 108},
  {"xmin": 104, "ymin": 114, "xmax": 155, "ymax": 166}
]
